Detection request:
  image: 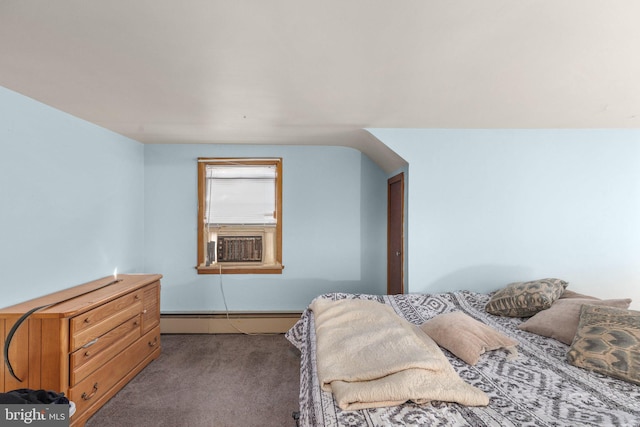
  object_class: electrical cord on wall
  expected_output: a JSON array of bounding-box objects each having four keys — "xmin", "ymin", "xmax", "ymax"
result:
[{"xmin": 218, "ymin": 265, "xmax": 278, "ymax": 336}]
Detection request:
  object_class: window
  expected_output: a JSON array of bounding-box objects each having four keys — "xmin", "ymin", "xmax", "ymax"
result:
[{"xmin": 197, "ymin": 158, "xmax": 283, "ymax": 274}]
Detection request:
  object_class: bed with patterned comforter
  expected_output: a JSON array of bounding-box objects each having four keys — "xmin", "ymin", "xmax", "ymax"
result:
[{"xmin": 285, "ymin": 291, "xmax": 640, "ymax": 426}]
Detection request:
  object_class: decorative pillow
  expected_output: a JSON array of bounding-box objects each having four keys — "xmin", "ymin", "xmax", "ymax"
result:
[
  {"xmin": 420, "ymin": 311, "xmax": 518, "ymax": 365},
  {"xmin": 518, "ymin": 298, "xmax": 631, "ymax": 344},
  {"xmin": 567, "ymin": 304, "xmax": 640, "ymax": 385},
  {"xmin": 559, "ymin": 289, "xmax": 600, "ymax": 300},
  {"xmin": 485, "ymin": 278, "xmax": 568, "ymax": 317}
]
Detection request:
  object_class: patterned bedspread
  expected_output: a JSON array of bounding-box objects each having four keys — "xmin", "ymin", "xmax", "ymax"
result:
[{"xmin": 285, "ymin": 291, "xmax": 640, "ymax": 427}]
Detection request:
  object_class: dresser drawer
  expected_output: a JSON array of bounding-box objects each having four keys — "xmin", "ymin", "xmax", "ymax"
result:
[
  {"xmin": 71, "ymin": 299, "xmax": 143, "ymax": 351},
  {"xmin": 70, "ymin": 315, "xmax": 142, "ymax": 386},
  {"xmin": 71, "ymin": 290, "xmax": 143, "ymax": 336},
  {"xmin": 69, "ymin": 326, "xmax": 161, "ymax": 417}
]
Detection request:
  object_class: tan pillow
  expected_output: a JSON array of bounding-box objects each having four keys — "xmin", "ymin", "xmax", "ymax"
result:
[
  {"xmin": 485, "ymin": 278, "xmax": 568, "ymax": 317},
  {"xmin": 518, "ymin": 298, "xmax": 631, "ymax": 345},
  {"xmin": 420, "ymin": 311, "xmax": 518, "ymax": 365},
  {"xmin": 567, "ymin": 304, "xmax": 640, "ymax": 385},
  {"xmin": 559, "ymin": 289, "xmax": 600, "ymax": 300}
]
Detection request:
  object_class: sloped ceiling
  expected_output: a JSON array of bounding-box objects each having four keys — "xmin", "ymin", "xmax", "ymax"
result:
[{"xmin": 1, "ymin": 1, "xmax": 639, "ymax": 172}]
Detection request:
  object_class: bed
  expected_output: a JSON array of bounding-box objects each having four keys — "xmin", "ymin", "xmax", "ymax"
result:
[{"xmin": 285, "ymin": 288, "xmax": 640, "ymax": 426}]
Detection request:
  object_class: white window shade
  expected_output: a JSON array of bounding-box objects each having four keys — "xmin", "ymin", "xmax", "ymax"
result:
[{"xmin": 205, "ymin": 165, "xmax": 276, "ymax": 225}]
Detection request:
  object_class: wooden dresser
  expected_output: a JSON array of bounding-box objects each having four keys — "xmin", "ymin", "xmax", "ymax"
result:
[{"xmin": 0, "ymin": 274, "xmax": 162, "ymax": 427}]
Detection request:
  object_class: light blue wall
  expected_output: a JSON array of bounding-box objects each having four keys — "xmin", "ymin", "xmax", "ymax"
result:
[
  {"xmin": 8, "ymin": 85, "xmax": 633, "ymax": 313},
  {"xmin": 370, "ymin": 129, "xmax": 640, "ymax": 309},
  {"xmin": 0, "ymin": 87, "xmax": 387, "ymax": 313},
  {"xmin": 0, "ymin": 87, "xmax": 145, "ymax": 307},
  {"xmin": 143, "ymin": 144, "xmax": 387, "ymax": 312}
]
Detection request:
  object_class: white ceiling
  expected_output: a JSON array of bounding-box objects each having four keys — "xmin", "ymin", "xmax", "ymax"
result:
[{"xmin": 1, "ymin": 1, "xmax": 639, "ymax": 171}]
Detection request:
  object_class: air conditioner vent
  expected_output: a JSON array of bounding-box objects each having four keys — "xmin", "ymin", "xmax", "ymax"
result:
[{"xmin": 217, "ymin": 236, "xmax": 263, "ymax": 262}]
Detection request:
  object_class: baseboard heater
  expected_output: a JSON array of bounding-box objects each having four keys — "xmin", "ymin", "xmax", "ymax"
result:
[{"xmin": 217, "ymin": 236, "xmax": 263, "ymax": 262}]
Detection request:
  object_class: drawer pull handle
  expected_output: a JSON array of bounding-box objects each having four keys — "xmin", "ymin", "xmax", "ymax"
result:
[
  {"xmin": 133, "ymin": 321, "xmax": 139, "ymax": 326},
  {"xmin": 134, "ymin": 295, "xmax": 140, "ymax": 300},
  {"xmin": 81, "ymin": 383, "xmax": 99, "ymax": 401},
  {"xmin": 83, "ymin": 318, "xmax": 90, "ymax": 324},
  {"xmin": 84, "ymin": 351, "xmax": 91, "ymax": 357},
  {"xmin": 81, "ymin": 338, "xmax": 99, "ymax": 348},
  {"xmin": 148, "ymin": 337, "xmax": 158, "ymax": 347}
]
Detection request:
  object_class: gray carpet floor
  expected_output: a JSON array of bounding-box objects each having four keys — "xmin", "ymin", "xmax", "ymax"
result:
[{"xmin": 85, "ymin": 334, "xmax": 301, "ymax": 427}]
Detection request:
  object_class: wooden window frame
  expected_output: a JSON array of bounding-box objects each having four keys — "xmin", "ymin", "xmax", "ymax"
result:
[{"xmin": 196, "ymin": 157, "xmax": 283, "ymax": 274}]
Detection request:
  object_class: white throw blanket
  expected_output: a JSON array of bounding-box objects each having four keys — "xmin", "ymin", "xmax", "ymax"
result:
[{"xmin": 310, "ymin": 298, "xmax": 489, "ymax": 411}]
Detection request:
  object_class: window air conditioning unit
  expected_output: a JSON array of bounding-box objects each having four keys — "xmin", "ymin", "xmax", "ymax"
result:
[{"xmin": 217, "ymin": 236, "xmax": 263, "ymax": 262}]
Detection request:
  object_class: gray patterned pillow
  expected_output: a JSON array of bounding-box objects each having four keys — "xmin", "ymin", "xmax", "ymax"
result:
[
  {"xmin": 485, "ymin": 278, "xmax": 568, "ymax": 317},
  {"xmin": 567, "ymin": 304, "xmax": 639, "ymax": 385}
]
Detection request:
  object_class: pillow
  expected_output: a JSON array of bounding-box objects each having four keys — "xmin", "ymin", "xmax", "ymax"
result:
[
  {"xmin": 420, "ymin": 311, "xmax": 518, "ymax": 365},
  {"xmin": 567, "ymin": 304, "xmax": 640, "ymax": 385},
  {"xmin": 559, "ymin": 289, "xmax": 600, "ymax": 300},
  {"xmin": 485, "ymin": 278, "xmax": 568, "ymax": 317},
  {"xmin": 518, "ymin": 298, "xmax": 631, "ymax": 344}
]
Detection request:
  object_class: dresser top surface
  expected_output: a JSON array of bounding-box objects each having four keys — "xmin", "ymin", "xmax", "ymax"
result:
[{"xmin": 0, "ymin": 274, "xmax": 162, "ymax": 318}]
